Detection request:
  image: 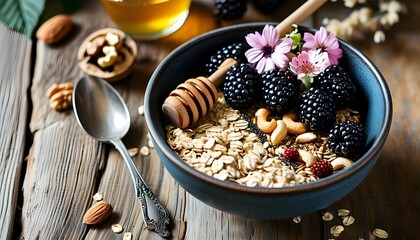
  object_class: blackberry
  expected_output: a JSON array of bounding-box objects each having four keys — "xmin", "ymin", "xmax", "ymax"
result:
[
  {"xmin": 261, "ymin": 69, "xmax": 300, "ymax": 114},
  {"xmin": 311, "ymin": 161, "xmax": 333, "ymax": 178},
  {"xmin": 315, "ymin": 65, "xmax": 356, "ymax": 108},
  {"xmin": 223, "ymin": 63, "xmax": 260, "ymax": 109},
  {"xmin": 328, "ymin": 120, "xmax": 366, "ymax": 157},
  {"xmin": 205, "ymin": 43, "xmax": 246, "ymax": 75},
  {"xmin": 215, "ymin": 0, "xmax": 247, "ymax": 21},
  {"xmin": 252, "ymin": 0, "xmax": 284, "ymax": 13},
  {"xmin": 299, "ymin": 88, "xmax": 336, "ymax": 131}
]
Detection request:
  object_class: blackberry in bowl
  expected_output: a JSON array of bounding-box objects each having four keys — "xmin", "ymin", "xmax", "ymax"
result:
[
  {"xmin": 299, "ymin": 88, "xmax": 336, "ymax": 131},
  {"xmin": 222, "ymin": 63, "xmax": 260, "ymax": 109},
  {"xmin": 261, "ymin": 69, "xmax": 300, "ymax": 115},
  {"xmin": 144, "ymin": 23, "xmax": 392, "ymax": 219}
]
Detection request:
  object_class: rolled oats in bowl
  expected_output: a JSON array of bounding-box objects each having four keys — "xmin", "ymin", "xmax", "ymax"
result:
[{"xmin": 166, "ymin": 92, "xmax": 361, "ymax": 188}]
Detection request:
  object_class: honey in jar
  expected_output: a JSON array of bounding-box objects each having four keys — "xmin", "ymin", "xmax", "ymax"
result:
[{"xmin": 101, "ymin": 0, "xmax": 192, "ymax": 40}]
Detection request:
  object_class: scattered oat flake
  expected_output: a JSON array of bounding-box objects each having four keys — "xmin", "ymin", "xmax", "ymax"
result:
[
  {"xmin": 138, "ymin": 105, "xmax": 144, "ymax": 115},
  {"xmin": 330, "ymin": 225, "xmax": 344, "ymax": 237},
  {"xmin": 111, "ymin": 224, "xmax": 123, "ymax": 233},
  {"xmin": 337, "ymin": 209, "xmax": 350, "ymax": 217},
  {"xmin": 372, "ymin": 228, "xmax": 388, "ymax": 239},
  {"xmin": 92, "ymin": 192, "xmax": 103, "ymax": 201},
  {"xmin": 293, "ymin": 216, "xmax": 301, "ymax": 223},
  {"xmin": 140, "ymin": 146, "xmax": 150, "ymax": 156},
  {"xmin": 128, "ymin": 148, "xmax": 139, "ymax": 157},
  {"xmin": 322, "ymin": 211, "xmax": 334, "ymax": 221},
  {"xmin": 342, "ymin": 215, "xmax": 355, "ymax": 226},
  {"xmin": 123, "ymin": 232, "xmax": 133, "ymax": 240}
]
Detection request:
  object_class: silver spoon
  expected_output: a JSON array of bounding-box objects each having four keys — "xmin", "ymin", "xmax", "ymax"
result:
[{"xmin": 72, "ymin": 76, "xmax": 170, "ymax": 237}]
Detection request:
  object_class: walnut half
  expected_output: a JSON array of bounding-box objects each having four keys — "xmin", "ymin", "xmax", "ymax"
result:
[
  {"xmin": 46, "ymin": 82, "xmax": 74, "ymax": 111},
  {"xmin": 77, "ymin": 28, "xmax": 137, "ymax": 82}
]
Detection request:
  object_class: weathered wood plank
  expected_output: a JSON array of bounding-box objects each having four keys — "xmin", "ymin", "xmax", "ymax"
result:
[
  {"xmin": 316, "ymin": 2, "xmax": 420, "ymax": 239},
  {"xmin": 21, "ymin": 0, "xmax": 109, "ymax": 238},
  {"xmin": 0, "ymin": 24, "xmax": 32, "ymax": 240}
]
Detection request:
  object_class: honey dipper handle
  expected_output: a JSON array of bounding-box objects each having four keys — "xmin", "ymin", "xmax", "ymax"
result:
[
  {"xmin": 207, "ymin": 58, "xmax": 238, "ymax": 87},
  {"xmin": 275, "ymin": 0, "xmax": 327, "ymax": 37}
]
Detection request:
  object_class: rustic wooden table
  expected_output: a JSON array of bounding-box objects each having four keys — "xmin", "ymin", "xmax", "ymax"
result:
[{"xmin": 1, "ymin": 0, "xmax": 419, "ymax": 239}]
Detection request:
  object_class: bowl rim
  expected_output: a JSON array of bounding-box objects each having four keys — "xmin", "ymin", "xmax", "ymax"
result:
[{"xmin": 145, "ymin": 22, "xmax": 393, "ymax": 195}]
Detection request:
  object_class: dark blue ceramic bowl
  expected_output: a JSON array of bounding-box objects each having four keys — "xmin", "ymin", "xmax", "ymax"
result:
[{"xmin": 144, "ymin": 23, "xmax": 392, "ymax": 219}]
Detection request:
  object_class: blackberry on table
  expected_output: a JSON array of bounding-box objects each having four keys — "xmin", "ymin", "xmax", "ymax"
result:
[
  {"xmin": 252, "ymin": 0, "xmax": 284, "ymax": 13},
  {"xmin": 261, "ymin": 69, "xmax": 300, "ymax": 115},
  {"xmin": 315, "ymin": 65, "xmax": 356, "ymax": 108},
  {"xmin": 223, "ymin": 63, "xmax": 260, "ymax": 109},
  {"xmin": 299, "ymin": 88, "xmax": 336, "ymax": 131},
  {"xmin": 215, "ymin": 0, "xmax": 247, "ymax": 21},
  {"xmin": 328, "ymin": 120, "xmax": 366, "ymax": 157},
  {"xmin": 205, "ymin": 43, "xmax": 246, "ymax": 75}
]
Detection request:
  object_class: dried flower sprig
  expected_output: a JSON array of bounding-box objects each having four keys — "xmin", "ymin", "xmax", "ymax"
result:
[{"xmin": 323, "ymin": 0, "xmax": 407, "ymax": 43}]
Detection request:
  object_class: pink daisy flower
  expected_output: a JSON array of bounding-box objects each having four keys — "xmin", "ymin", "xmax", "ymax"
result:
[
  {"xmin": 302, "ymin": 26, "xmax": 343, "ymax": 65},
  {"xmin": 245, "ymin": 24, "xmax": 293, "ymax": 74},
  {"xmin": 290, "ymin": 49, "xmax": 330, "ymax": 90}
]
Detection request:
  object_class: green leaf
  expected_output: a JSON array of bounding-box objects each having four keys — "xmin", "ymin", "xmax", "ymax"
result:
[{"xmin": 0, "ymin": 0, "xmax": 46, "ymax": 37}]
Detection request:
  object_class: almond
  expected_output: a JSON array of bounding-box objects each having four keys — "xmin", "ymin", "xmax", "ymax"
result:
[
  {"xmin": 36, "ymin": 14, "xmax": 73, "ymax": 45},
  {"xmin": 83, "ymin": 200, "xmax": 113, "ymax": 225}
]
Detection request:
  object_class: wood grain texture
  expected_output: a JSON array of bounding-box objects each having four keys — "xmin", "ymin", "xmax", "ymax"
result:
[
  {"xmin": 1, "ymin": 0, "xmax": 418, "ymax": 239},
  {"xmin": 0, "ymin": 24, "xmax": 32, "ymax": 240},
  {"xmin": 316, "ymin": 2, "xmax": 420, "ymax": 239}
]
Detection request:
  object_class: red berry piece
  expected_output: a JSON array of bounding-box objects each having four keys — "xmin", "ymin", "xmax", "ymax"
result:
[
  {"xmin": 311, "ymin": 161, "xmax": 333, "ymax": 178},
  {"xmin": 283, "ymin": 147, "xmax": 299, "ymax": 162}
]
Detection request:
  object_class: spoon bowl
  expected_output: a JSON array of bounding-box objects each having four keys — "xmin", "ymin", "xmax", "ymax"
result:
[
  {"xmin": 73, "ymin": 75, "xmax": 130, "ymax": 141},
  {"xmin": 73, "ymin": 76, "xmax": 171, "ymax": 237}
]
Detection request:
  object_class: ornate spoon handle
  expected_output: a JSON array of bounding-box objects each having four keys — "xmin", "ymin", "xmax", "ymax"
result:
[{"xmin": 112, "ymin": 139, "xmax": 171, "ymax": 238}]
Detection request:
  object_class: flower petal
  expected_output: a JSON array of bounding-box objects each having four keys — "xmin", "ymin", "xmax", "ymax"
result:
[
  {"xmin": 255, "ymin": 58, "xmax": 267, "ymax": 74},
  {"xmin": 255, "ymin": 57, "xmax": 276, "ymax": 74},
  {"xmin": 271, "ymin": 52, "xmax": 289, "ymax": 69},
  {"xmin": 245, "ymin": 48, "xmax": 264, "ymax": 64},
  {"xmin": 302, "ymin": 32, "xmax": 317, "ymax": 51},
  {"xmin": 275, "ymin": 38, "xmax": 293, "ymax": 54},
  {"xmin": 315, "ymin": 26, "xmax": 328, "ymax": 45},
  {"xmin": 245, "ymin": 32, "xmax": 264, "ymax": 48},
  {"xmin": 262, "ymin": 25, "xmax": 279, "ymax": 47}
]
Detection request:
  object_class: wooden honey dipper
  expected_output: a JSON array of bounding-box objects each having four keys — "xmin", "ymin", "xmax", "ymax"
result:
[{"xmin": 162, "ymin": 0, "xmax": 327, "ymax": 129}]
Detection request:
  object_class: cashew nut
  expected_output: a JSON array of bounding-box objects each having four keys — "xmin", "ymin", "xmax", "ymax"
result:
[
  {"xmin": 97, "ymin": 45, "xmax": 118, "ymax": 68},
  {"xmin": 331, "ymin": 157, "xmax": 353, "ymax": 170},
  {"xmin": 295, "ymin": 132, "xmax": 317, "ymax": 143},
  {"xmin": 298, "ymin": 149, "xmax": 318, "ymax": 167},
  {"xmin": 255, "ymin": 108, "xmax": 277, "ymax": 133},
  {"xmin": 270, "ymin": 120, "xmax": 287, "ymax": 146},
  {"xmin": 283, "ymin": 112, "xmax": 308, "ymax": 135}
]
